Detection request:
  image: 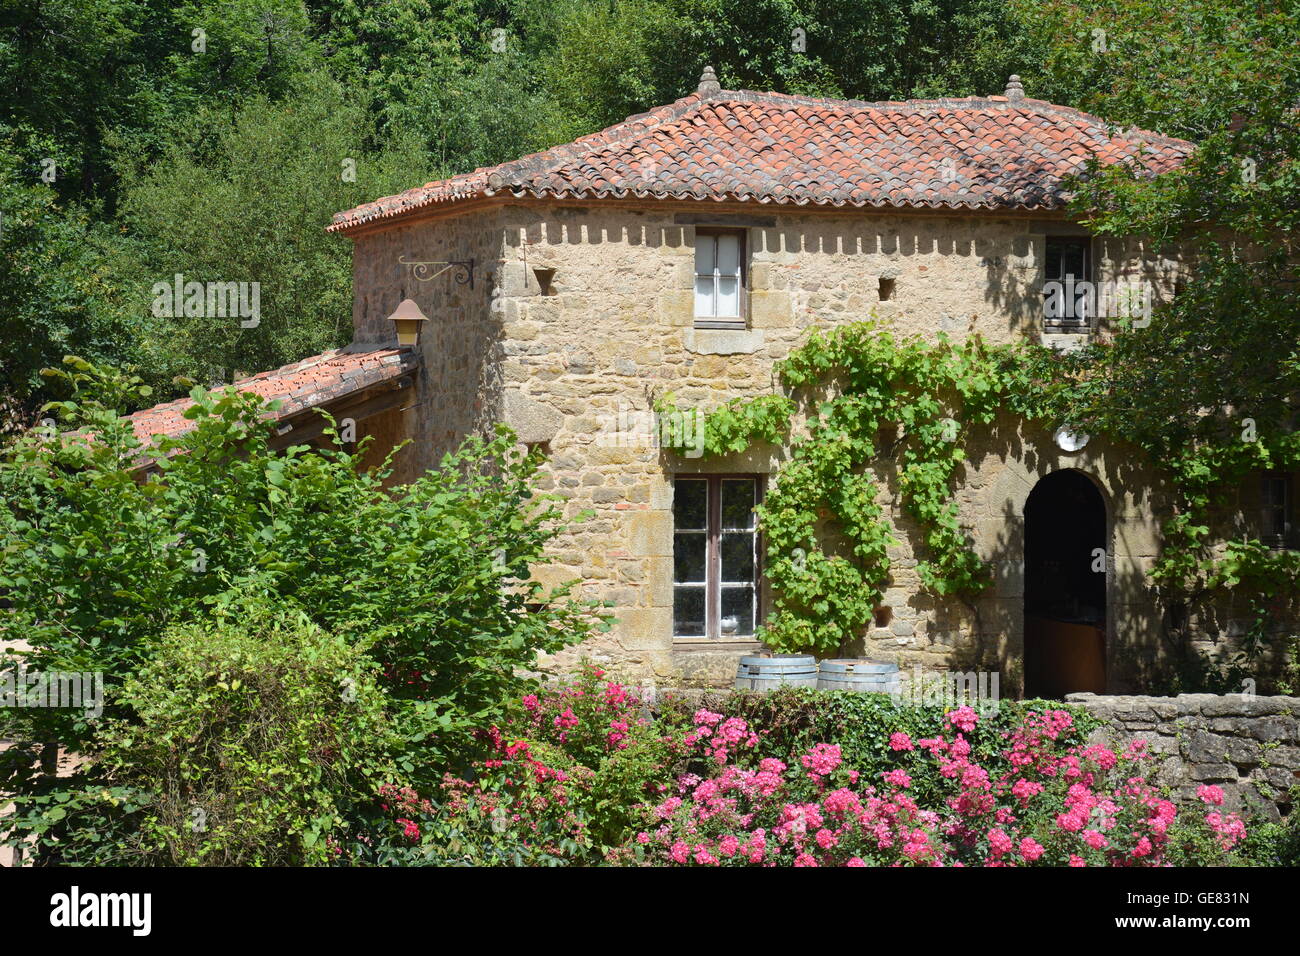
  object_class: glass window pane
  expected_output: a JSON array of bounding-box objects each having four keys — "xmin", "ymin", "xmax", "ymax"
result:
[
  {"xmin": 1061, "ymin": 243, "xmax": 1086, "ymax": 279},
  {"xmin": 720, "ymin": 531, "xmax": 754, "ymax": 582},
  {"xmin": 720, "ymin": 586, "xmax": 754, "ymax": 637},
  {"xmin": 1044, "ymin": 240, "xmax": 1062, "ymax": 280},
  {"xmin": 695, "ymin": 276, "xmax": 716, "ymax": 317},
  {"xmin": 674, "ymin": 532, "xmax": 707, "ymax": 583},
  {"xmin": 720, "ymin": 479, "xmax": 755, "ymax": 529},
  {"xmin": 1264, "ymin": 478, "xmax": 1289, "ymax": 539},
  {"xmin": 674, "ymin": 479, "xmax": 707, "ymax": 530},
  {"xmin": 674, "ymin": 587, "xmax": 706, "ymax": 637},
  {"xmin": 715, "ymin": 234, "xmax": 741, "ymax": 276},
  {"xmin": 716, "ymin": 277, "xmax": 740, "ymax": 316},
  {"xmin": 694, "ymin": 234, "xmax": 716, "ymax": 274}
]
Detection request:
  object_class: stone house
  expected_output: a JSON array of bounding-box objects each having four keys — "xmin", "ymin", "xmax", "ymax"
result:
[{"xmin": 132, "ymin": 70, "xmax": 1282, "ymax": 693}]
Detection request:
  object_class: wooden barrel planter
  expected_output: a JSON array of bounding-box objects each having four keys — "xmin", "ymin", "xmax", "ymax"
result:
[
  {"xmin": 816, "ymin": 658, "xmax": 901, "ymax": 695},
  {"xmin": 734, "ymin": 655, "xmax": 818, "ymax": 692}
]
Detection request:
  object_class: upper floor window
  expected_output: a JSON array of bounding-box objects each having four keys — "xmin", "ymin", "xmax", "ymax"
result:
[
  {"xmin": 1261, "ymin": 472, "xmax": 1294, "ymax": 549},
  {"xmin": 694, "ymin": 229, "xmax": 746, "ymax": 329},
  {"xmin": 673, "ymin": 475, "xmax": 760, "ymax": 639},
  {"xmin": 1043, "ymin": 236, "xmax": 1093, "ymax": 331}
]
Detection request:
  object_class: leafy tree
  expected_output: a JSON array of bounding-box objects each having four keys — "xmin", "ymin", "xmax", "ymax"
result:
[
  {"xmin": 114, "ymin": 72, "xmax": 432, "ymax": 385},
  {"xmin": 0, "ymin": 130, "xmax": 144, "ymax": 432},
  {"xmin": 1006, "ymin": 0, "xmax": 1300, "ymax": 688},
  {"xmin": 0, "ymin": 359, "xmax": 607, "ymax": 785},
  {"xmin": 0, "ymin": 0, "xmax": 163, "ymax": 205},
  {"xmin": 169, "ymin": 0, "xmax": 319, "ymax": 105},
  {"xmin": 1004, "ymin": 0, "xmax": 1299, "ymax": 142},
  {"xmin": 382, "ymin": 33, "xmax": 551, "ymax": 172},
  {"xmin": 663, "ymin": 0, "xmax": 1025, "ymax": 102},
  {"xmin": 0, "ymin": 0, "xmax": 318, "ymax": 208}
]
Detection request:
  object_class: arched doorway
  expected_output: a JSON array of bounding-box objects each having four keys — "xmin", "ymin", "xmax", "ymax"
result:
[{"xmin": 1023, "ymin": 470, "xmax": 1107, "ymax": 698}]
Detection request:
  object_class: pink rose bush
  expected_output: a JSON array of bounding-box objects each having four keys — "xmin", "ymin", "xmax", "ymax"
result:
[
  {"xmin": 364, "ymin": 667, "xmax": 1253, "ymax": 866},
  {"xmin": 620, "ymin": 701, "xmax": 1249, "ymax": 867}
]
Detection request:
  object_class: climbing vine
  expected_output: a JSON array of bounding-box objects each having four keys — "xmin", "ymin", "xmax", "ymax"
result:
[
  {"xmin": 658, "ymin": 323, "xmax": 1052, "ymax": 656},
  {"xmin": 658, "ymin": 320, "xmax": 1300, "ymax": 687}
]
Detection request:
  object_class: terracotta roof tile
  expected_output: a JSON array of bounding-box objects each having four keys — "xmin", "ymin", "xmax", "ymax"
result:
[
  {"xmin": 126, "ymin": 346, "xmax": 419, "ymax": 446},
  {"xmin": 329, "ymin": 87, "xmax": 1191, "ymax": 234}
]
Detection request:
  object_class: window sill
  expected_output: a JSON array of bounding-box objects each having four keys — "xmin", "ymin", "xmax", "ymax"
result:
[
  {"xmin": 683, "ymin": 328, "xmax": 765, "ymax": 355},
  {"xmin": 1041, "ymin": 328, "xmax": 1090, "ymax": 353},
  {"xmin": 673, "ymin": 636, "xmax": 763, "ymax": 647}
]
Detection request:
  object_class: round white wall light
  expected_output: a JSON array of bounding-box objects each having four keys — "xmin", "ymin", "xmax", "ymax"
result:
[{"xmin": 1054, "ymin": 427, "xmax": 1090, "ymax": 452}]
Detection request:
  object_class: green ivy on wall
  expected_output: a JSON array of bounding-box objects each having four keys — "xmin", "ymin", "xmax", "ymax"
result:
[{"xmin": 656, "ymin": 321, "xmax": 1299, "ymax": 684}]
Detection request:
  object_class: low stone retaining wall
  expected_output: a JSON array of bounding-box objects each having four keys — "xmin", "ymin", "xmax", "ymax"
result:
[{"xmin": 1066, "ymin": 693, "xmax": 1300, "ymax": 821}]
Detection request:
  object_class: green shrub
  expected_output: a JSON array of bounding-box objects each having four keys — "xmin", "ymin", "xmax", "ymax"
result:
[
  {"xmin": 345, "ymin": 784, "xmax": 581, "ymax": 867},
  {"xmin": 1230, "ymin": 803, "xmax": 1300, "ymax": 867},
  {"xmin": 5, "ymin": 608, "xmax": 397, "ymax": 866},
  {"xmin": 351, "ymin": 664, "xmax": 691, "ymax": 865}
]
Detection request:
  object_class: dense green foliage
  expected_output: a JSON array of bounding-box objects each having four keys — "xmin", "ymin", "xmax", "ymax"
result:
[
  {"xmin": 114, "ymin": 74, "xmax": 430, "ymax": 385},
  {"xmin": 102, "ymin": 611, "xmax": 394, "ymax": 865},
  {"xmin": 5, "ymin": 610, "xmax": 396, "ymax": 865},
  {"xmin": 0, "ymin": 130, "xmax": 139, "ymax": 434},
  {"xmin": 0, "ymin": 358, "xmax": 607, "ymax": 862}
]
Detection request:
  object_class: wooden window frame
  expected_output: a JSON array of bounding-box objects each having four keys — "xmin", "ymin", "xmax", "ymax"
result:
[
  {"xmin": 1042, "ymin": 236, "xmax": 1094, "ymax": 332},
  {"xmin": 693, "ymin": 228, "xmax": 749, "ymax": 330},
  {"xmin": 672, "ymin": 475, "xmax": 763, "ymax": 641}
]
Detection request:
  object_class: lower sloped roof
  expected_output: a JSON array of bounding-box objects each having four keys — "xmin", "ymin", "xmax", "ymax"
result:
[{"xmin": 127, "ymin": 345, "xmax": 419, "ymax": 447}]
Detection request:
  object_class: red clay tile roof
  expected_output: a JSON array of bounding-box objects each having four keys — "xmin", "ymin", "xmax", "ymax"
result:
[
  {"xmin": 127, "ymin": 346, "xmax": 419, "ymax": 446},
  {"xmin": 329, "ymin": 84, "xmax": 1192, "ymax": 234}
]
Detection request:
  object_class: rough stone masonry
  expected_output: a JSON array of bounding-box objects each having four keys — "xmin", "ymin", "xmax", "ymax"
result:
[{"xmin": 1066, "ymin": 693, "xmax": 1300, "ymax": 821}]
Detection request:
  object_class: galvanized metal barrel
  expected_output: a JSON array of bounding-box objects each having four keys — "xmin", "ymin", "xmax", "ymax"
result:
[
  {"xmin": 817, "ymin": 658, "xmax": 901, "ymax": 694},
  {"xmin": 734, "ymin": 655, "xmax": 818, "ymax": 692}
]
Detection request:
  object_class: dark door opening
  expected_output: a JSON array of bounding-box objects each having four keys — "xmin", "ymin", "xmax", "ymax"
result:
[{"xmin": 1023, "ymin": 470, "xmax": 1107, "ymax": 698}]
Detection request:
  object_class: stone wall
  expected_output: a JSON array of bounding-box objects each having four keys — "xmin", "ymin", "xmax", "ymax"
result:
[
  {"xmin": 1067, "ymin": 692, "xmax": 1300, "ymax": 821},
  {"xmin": 347, "ymin": 198, "xmax": 1188, "ymax": 688},
  {"xmin": 349, "ymin": 206, "xmax": 508, "ymax": 484},
  {"xmin": 489, "ymin": 201, "xmax": 1176, "ymax": 687}
]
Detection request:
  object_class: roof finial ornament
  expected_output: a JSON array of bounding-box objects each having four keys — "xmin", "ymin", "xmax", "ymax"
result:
[
  {"xmin": 697, "ymin": 65, "xmax": 721, "ymax": 98},
  {"xmin": 1004, "ymin": 74, "xmax": 1025, "ymax": 101}
]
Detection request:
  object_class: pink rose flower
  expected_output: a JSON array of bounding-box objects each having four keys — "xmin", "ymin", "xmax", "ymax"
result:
[
  {"xmin": 1196, "ymin": 784, "xmax": 1225, "ymax": 806},
  {"xmin": 1019, "ymin": 837, "xmax": 1044, "ymax": 862}
]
